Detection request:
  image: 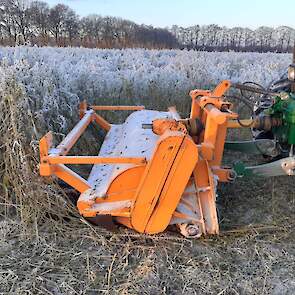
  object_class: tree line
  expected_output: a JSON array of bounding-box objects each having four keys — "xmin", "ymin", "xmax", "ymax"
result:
[
  {"xmin": 0, "ymin": 0, "xmax": 294, "ymax": 52},
  {"xmin": 0, "ymin": 0, "xmax": 178, "ymax": 48},
  {"xmin": 170, "ymin": 25, "xmax": 295, "ymax": 53}
]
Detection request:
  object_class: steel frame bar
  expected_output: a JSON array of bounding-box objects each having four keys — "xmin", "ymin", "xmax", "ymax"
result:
[
  {"xmin": 54, "ymin": 110, "xmax": 94, "ymax": 156},
  {"xmin": 90, "ymin": 105, "xmax": 145, "ymax": 111},
  {"xmin": 46, "ymin": 156, "xmax": 147, "ymax": 165},
  {"xmin": 93, "ymin": 113, "xmax": 111, "ymax": 131},
  {"xmin": 53, "ymin": 164, "xmax": 91, "ymax": 193}
]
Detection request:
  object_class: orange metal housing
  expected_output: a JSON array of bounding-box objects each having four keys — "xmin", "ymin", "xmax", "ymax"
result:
[{"xmin": 39, "ymin": 81, "xmax": 239, "ymax": 238}]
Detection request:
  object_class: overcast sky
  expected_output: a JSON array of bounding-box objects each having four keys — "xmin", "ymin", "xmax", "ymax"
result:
[{"xmin": 44, "ymin": 0, "xmax": 295, "ymax": 29}]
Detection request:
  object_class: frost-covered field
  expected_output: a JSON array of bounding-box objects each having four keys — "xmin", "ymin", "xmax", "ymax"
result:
[
  {"xmin": 1, "ymin": 47, "xmax": 291, "ymax": 87},
  {"xmin": 1, "ymin": 47, "xmax": 291, "ymax": 96},
  {"xmin": 0, "ymin": 46, "xmax": 291, "ymax": 133}
]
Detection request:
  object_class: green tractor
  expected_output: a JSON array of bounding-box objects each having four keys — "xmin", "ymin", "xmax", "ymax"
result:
[{"xmin": 225, "ymin": 47, "xmax": 295, "ymax": 177}]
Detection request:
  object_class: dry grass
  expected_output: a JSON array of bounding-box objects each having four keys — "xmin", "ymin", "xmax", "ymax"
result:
[
  {"xmin": 0, "ymin": 74, "xmax": 79, "ymax": 229},
  {"xmin": 0, "ymin": 65, "xmax": 295, "ymax": 295},
  {"xmin": 0, "ymin": 217, "xmax": 294, "ymax": 294}
]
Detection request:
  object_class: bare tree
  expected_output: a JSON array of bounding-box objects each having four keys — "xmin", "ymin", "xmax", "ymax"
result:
[
  {"xmin": 27, "ymin": 1, "xmax": 49, "ymax": 44},
  {"xmin": 64, "ymin": 8, "xmax": 79, "ymax": 45},
  {"xmin": 48, "ymin": 4, "xmax": 72, "ymax": 45}
]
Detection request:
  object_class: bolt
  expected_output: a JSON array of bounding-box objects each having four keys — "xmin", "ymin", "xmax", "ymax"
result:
[{"xmin": 186, "ymin": 225, "xmax": 201, "ymax": 238}]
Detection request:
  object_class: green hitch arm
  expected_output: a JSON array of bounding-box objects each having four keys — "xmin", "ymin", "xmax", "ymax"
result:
[{"xmin": 233, "ymin": 157, "xmax": 295, "ymax": 177}]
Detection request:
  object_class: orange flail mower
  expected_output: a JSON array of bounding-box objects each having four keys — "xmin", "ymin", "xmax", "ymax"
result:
[
  {"xmin": 39, "ymin": 51, "xmax": 295, "ymax": 238},
  {"xmin": 40, "ymin": 80, "xmax": 239, "ymax": 238}
]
